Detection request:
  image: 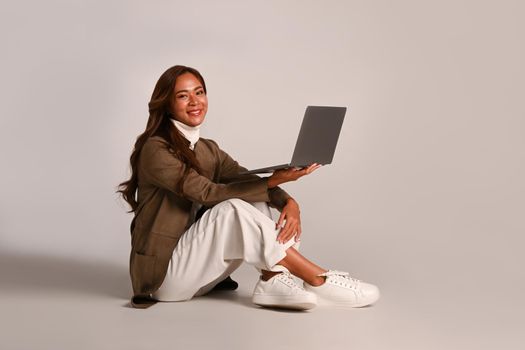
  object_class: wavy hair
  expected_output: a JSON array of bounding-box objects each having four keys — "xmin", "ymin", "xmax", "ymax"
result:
[{"xmin": 117, "ymin": 65, "xmax": 206, "ymax": 212}]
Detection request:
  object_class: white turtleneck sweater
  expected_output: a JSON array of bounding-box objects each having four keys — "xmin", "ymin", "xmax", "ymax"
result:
[
  {"xmin": 171, "ymin": 118, "xmax": 201, "ymax": 150},
  {"xmin": 171, "ymin": 118, "xmax": 203, "ymax": 225}
]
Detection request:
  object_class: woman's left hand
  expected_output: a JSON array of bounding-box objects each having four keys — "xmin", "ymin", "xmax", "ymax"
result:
[{"xmin": 276, "ymin": 198, "xmax": 302, "ymax": 244}]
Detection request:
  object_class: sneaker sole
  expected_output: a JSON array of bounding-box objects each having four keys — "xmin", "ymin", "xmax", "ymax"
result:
[
  {"xmin": 315, "ymin": 294, "xmax": 380, "ymax": 308},
  {"xmin": 317, "ymin": 299, "xmax": 377, "ymax": 308},
  {"xmin": 252, "ymin": 294, "xmax": 317, "ymax": 310},
  {"xmin": 304, "ymin": 285, "xmax": 380, "ymax": 308}
]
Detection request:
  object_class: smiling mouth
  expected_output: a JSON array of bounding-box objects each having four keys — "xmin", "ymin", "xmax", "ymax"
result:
[{"xmin": 187, "ymin": 110, "xmax": 202, "ymax": 117}]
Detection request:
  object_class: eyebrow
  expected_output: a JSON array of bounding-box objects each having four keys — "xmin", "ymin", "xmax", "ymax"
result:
[{"xmin": 174, "ymin": 86, "xmax": 204, "ymax": 94}]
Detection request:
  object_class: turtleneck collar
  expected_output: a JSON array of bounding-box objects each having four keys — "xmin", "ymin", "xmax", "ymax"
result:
[{"xmin": 171, "ymin": 118, "xmax": 201, "ymax": 150}]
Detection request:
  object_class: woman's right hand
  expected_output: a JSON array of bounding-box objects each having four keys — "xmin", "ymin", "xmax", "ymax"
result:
[{"xmin": 267, "ymin": 163, "xmax": 322, "ymax": 188}]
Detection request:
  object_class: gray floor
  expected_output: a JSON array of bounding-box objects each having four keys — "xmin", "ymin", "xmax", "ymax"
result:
[{"xmin": 1, "ymin": 250, "xmax": 523, "ymax": 350}]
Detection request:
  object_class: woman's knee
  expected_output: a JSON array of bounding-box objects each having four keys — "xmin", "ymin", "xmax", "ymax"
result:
[
  {"xmin": 215, "ymin": 198, "xmax": 246, "ymax": 210},
  {"xmin": 210, "ymin": 199, "xmax": 249, "ymax": 219},
  {"xmin": 217, "ymin": 199, "xmax": 272, "ymax": 219},
  {"xmin": 249, "ymin": 201, "xmax": 272, "ymax": 218}
]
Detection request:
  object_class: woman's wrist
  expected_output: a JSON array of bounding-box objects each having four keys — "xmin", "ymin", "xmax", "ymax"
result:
[{"xmin": 267, "ymin": 176, "xmax": 278, "ymax": 189}]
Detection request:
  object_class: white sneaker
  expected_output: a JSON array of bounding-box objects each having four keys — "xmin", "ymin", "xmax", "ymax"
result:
[
  {"xmin": 304, "ymin": 270, "xmax": 380, "ymax": 308},
  {"xmin": 252, "ymin": 268, "xmax": 317, "ymax": 310}
]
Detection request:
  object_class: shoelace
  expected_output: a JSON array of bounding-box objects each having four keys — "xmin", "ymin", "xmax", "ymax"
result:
[
  {"xmin": 276, "ymin": 271, "xmax": 305, "ymax": 290},
  {"xmin": 318, "ymin": 270, "xmax": 361, "ymax": 289}
]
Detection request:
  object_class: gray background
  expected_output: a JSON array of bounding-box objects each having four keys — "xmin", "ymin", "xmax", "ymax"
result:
[{"xmin": 1, "ymin": 0, "xmax": 523, "ymax": 349}]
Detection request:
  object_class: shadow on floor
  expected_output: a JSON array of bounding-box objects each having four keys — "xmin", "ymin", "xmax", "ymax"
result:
[
  {"xmin": 202, "ymin": 289, "xmax": 308, "ymax": 313},
  {"xmin": 0, "ymin": 250, "xmax": 130, "ymax": 300},
  {"xmin": 202, "ymin": 289, "xmax": 254, "ymax": 308}
]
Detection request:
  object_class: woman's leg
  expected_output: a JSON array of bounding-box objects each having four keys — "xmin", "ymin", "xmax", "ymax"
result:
[
  {"xmin": 203, "ymin": 200, "xmax": 313, "ymax": 295},
  {"xmin": 152, "ymin": 198, "xmax": 301, "ymax": 301},
  {"xmin": 242, "ymin": 201, "xmax": 327, "ymax": 286},
  {"xmin": 250, "ymin": 201, "xmax": 327, "ymax": 286},
  {"xmin": 262, "ymin": 247, "xmax": 326, "ymax": 286}
]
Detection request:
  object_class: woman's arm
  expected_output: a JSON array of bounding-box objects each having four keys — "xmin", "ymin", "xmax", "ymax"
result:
[
  {"xmin": 139, "ymin": 137, "xmax": 271, "ymax": 206},
  {"xmin": 208, "ymin": 139, "xmax": 293, "ymax": 212},
  {"xmin": 211, "ymin": 138, "xmax": 322, "ymax": 242},
  {"xmin": 267, "ymin": 165, "xmax": 322, "ymax": 242}
]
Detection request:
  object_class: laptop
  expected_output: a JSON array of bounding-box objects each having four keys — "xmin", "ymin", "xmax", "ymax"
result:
[{"xmin": 238, "ymin": 106, "xmax": 347, "ymax": 175}]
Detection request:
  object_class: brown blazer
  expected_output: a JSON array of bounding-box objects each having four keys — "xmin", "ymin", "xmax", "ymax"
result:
[{"xmin": 129, "ymin": 136, "xmax": 291, "ymax": 308}]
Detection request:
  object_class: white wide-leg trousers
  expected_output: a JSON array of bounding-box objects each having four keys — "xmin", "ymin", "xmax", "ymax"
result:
[{"xmin": 152, "ymin": 198, "xmax": 299, "ymax": 301}]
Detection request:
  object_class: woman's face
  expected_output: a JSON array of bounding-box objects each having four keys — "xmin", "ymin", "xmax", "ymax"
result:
[{"xmin": 170, "ymin": 73, "xmax": 208, "ymax": 127}]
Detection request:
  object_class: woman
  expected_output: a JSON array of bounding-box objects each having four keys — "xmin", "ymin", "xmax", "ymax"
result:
[{"xmin": 118, "ymin": 65, "xmax": 380, "ymax": 310}]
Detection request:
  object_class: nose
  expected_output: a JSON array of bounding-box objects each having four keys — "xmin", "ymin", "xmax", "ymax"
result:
[{"xmin": 188, "ymin": 94, "xmax": 198, "ymax": 105}]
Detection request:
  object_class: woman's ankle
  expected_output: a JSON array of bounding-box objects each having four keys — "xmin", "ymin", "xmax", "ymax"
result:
[{"xmin": 306, "ymin": 276, "xmax": 326, "ymax": 287}]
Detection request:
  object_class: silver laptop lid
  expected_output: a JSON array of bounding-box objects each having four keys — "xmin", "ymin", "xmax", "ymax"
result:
[{"xmin": 289, "ymin": 106, "xmax": 346, "ymax": 167}]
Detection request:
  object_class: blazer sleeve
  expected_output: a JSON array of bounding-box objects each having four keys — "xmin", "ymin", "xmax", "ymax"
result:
[
  {"xmin": 139, "ymin": 138, "xmax": 271, "ymax": 207},
  {"xmin": 208, "ymin": 139, "xmax": 292, "ymax": 212}
]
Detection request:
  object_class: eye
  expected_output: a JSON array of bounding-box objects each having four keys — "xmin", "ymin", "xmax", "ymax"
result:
[
  {"xmin": 196, "ymin": 89, "xmax": 205, "ymax": 95},
  {"xmin": 177, "ymin": 94, "xmax": 188, "ymax": 99}
]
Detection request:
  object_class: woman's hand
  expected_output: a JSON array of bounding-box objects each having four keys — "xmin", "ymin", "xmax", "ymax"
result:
[
  {"xmin": 267, "ymin": 163, "xmax": 322, "ymax": 188},
  {"xmin": 276, "ymin": 198, "xmax": 302, "ymax": 243}
]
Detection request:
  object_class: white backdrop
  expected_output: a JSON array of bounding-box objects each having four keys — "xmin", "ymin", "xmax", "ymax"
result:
[{"xmin": 0, "ymin": 1, "xmax": 524, "ymax": 347}]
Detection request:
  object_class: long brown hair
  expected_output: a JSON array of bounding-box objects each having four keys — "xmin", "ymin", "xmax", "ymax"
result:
[{"xmin": 117, "ymin": 65, "xmax": 207, "ymax": 213}]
